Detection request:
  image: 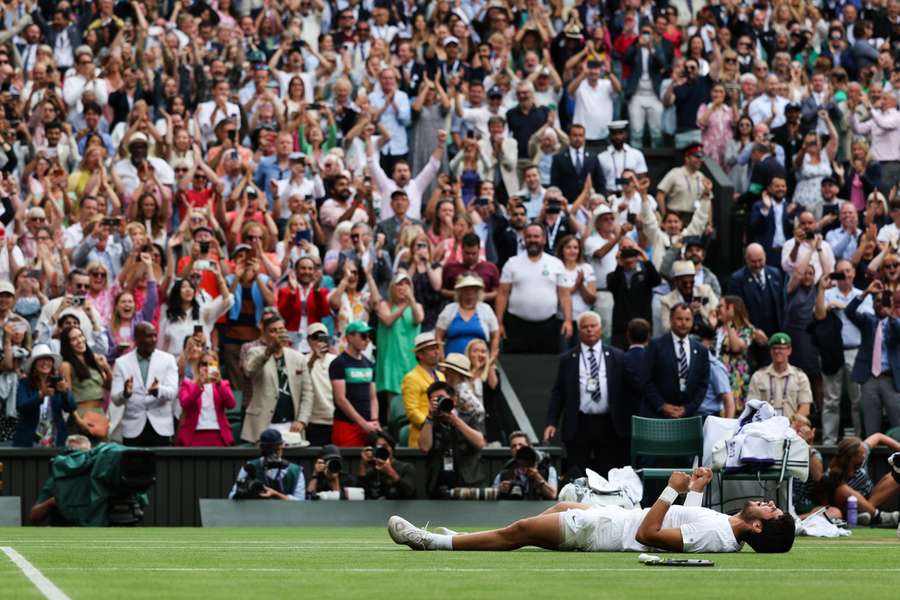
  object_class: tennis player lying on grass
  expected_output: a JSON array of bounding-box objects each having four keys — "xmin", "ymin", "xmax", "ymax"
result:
[{"xmin": 388, "ymin": 468, "xmax": 795, "ymax": 554}]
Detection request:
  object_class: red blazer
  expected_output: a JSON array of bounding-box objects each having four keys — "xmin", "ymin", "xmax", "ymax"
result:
[
  {"xmin": 277, "ymin": 285, "xmax": 331, "ymax": 331},
  {"xmin": 176, "ymin": 379, "xmax": 236, "ymax": 446}
]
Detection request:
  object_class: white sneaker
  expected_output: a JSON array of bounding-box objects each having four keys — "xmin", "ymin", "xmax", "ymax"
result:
[
  {"xmin": 879, "ymin": 510, "xmax": 900, "ymax": 528},
  {"xmin": 897, "ymin": 521, "xmax": 900, "ymax": 539},
  {"xmin": 432, "ymin": 526, "xmax": 460, "ymax": 536},
  {"xmin": 388, "ymin": 516, "xmax": 432, "ymax": 550}
]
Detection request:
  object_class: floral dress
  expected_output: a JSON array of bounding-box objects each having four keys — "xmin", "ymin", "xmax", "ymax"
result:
[
  {"xmin": 716, "ymin": 325, "xmax": 752, "ymax": 412},
  {"xmin": 697, "ymin": 103, "xmax": 733, "ymax": 169},
  {"xmin": 794, "ymin": 150, "xmax": 832, "ymax": 208}
]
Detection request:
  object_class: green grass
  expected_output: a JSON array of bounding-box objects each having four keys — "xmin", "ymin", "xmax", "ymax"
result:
[{"xmin": 1, "ymin": 526, "xmax": 898, "ymax": 599}]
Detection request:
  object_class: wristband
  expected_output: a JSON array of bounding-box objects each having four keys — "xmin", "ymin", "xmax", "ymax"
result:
[{"xmin": 659, "ymin": 486, "xmax": 679, "ymax": 504}]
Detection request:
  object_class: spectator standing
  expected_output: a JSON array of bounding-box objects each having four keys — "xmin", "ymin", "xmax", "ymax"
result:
[
  {"xmin": 241, "ymin": 314, "xmax": 313, "ymax": 444},
  {"xmin": 549, "ymin": 124, "xmax": 605, "ymax": 207},
  {"xmin": 568, "ymin": 59, "xmax": 621, "ymax": 147},
  {"xmin": 747, "ymin": 334, "xmax": 813, "ymax": 419},
  {"xmin": 623, "ymin": 26, "xmax": 667, "ymax": 148},
  {"xmin": 276, "ymin": 256, "xmax": 331, "ymax": 352},
  {"xmin": 596, "ymin": 121, "xmax": 647, "ymax": 196},
  {"xmin": 823, "ymin": 260, "xmax": 871, "ymax": 443},
  {"xmin": 435, "ymin": 274, "xmax": 499, "ymax": 358},
  {"xmin": 659, "ymin": 261, "xmax": 719, "ymax": 333},
  {"xmin": 367, "ymin": 131, "xmax": 446, "ymax": 221},
  {"xmin": 695, "ymin": 323, "xmax": 736, "ymax": 419},
  {"xmin": 656, "ymin": 144, "xmax": 712, "ymax": 220},
  {"xmin": 440, "ymin": 233, "xmax": 500, "ymax": 302},
  {"xmin": 506, "ymin": 82, "xmax": 551, "ymax": 173},
  {"xmin": 109, "ymin": 323, "xmax": 178, "ymax": 446},
  {"xmin": 663, "ymin": 58, "xmax": 714, "ymax": 149},
  {"xmin": 642, "ymin": 303, "xmax": 711, "ymax": 419},
  {"xmin": 13, "ymin": 345, "xmax": 75, "ymax": 448},
  {"xmin": 304, "ymin": 324, "xmax": 337, "ymax": 446},
  {"xmin": 176, "ymin": 351, "xmax": 236, "ymax": 447},
  {"xmin": 370, "ymin": 68, "xmax": 413, "ymax": 175},
  {"xmin": 851, "ymin": 94, "xmax": 900, "ymax": 194},
  {"xmin": 375, "ymin": 273, "xmax": 423, "ymax": 405},
  {"xmin": 544, "ymin": 311, "xmax": 631, "ymax": 478},
  {"xmin": 496, "ymin": 223, "xmax": 572, "ymax": 353},
  {"xmin": 329, "ymin": 321, "xmax": 379, "ymax": 447},
  {"xmin": 846, "ymin": 280, "xmax": 900, "ymax": 436},
  {"xmin": 712, "ymin": 297, "xmax": 755, "ymax": 414},
  {"xmin": 401, "ymin": 332, "xmax": 445, "ymax": 448},
  {"xmin": 607, "ymin": 242, "xmax": 660, "ymax": 349}
]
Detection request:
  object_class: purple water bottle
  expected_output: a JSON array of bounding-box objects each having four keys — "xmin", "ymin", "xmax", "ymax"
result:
[{"xmin": 846, "ymin": 495, "xmax": 858, "ymax": 527}]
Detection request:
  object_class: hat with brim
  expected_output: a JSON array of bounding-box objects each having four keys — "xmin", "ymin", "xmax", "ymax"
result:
[
  {"xmin": 128, "ymin": 132, "xmax": 149, "ymax": 147},
  {"xmin": 321, "ymin": 444, "xmax": 342, "ymax": 460},
  {"xmin": 672, "ymin": 260, "xmax": 696, "ymax": 278},
  {"xmin": 23, "ymin": 344, "xmax": 62, "ymax": 375},
  {"xmin": 0, "ymin": 281, "xmax": 14, "ymax": 295},
  {"xmin": 392, "ymin": 272, "xmax": 411, "ymax": 286},
  {"xmin": 454, "ymin": 274, "xmax": 484, "ymax": 290},
  {"xmin": 439, "ymin": 353, "xmax": 472, "ymax": 379},
  {"xmin": 768, "ymin": 332, "xmax": 792, "ymax": 347},
  {"xmin": 443, "ymin": 35, "xmax": 460, "ymax": 47},
  {"xmin": 232, "ymin": 243, "xmax": 252, "ymax": 255},
  {"xmin": 345, "ymin": 321, "xmax": 373, "ymax": 335},
  {"xmin": 682, "ymin": 235, "xmax": 704, "ymax": 250},
  {"xmin": 683, "ymin": 143, "xmax": 704, "ymax": 158},
  {"xmin": 608, "ymin": 120, "xmax": 629, "ymax": 131},
  {"xmin": 413, "ymin": 332, "xmax": 440, "ymax": 353},
  {"xmin": 308, "ymin": 323, "xmax": 329, "ymax": 338},
  {"xmin": 593, "ymin": 205, "xmax": 614, "ymax": 219}
]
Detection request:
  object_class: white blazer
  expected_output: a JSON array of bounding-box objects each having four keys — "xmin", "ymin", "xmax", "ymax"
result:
[{"xmin": 109, "ymin": 349, "xmax": 179, "ymax": 441}]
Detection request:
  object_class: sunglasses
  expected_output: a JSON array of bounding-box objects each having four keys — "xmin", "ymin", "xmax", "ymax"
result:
[
  {"xmin": 199, "ymin": 362, "xmax": 212, "ymax": 367},
  {"xmin": 309, "ymin": 334, "xmax": 328, "ymax": 342},
  {"xmin": 245, "ymin": 235, "xmax": 262, "ymax": 241},
  {"xmin": 725, "ymin": 58, "xmax": 737, "ymax": 64},
  {"xmin": 353, "ymin": 332, "xmax": 370, "ymax": 340},
  {"xmin": 73, "ymin": 283, "xmax": 90, "ymax": 290},
  {"xmin": 90, "ymin": 271, "xmax": 107, "ymax": 278}
]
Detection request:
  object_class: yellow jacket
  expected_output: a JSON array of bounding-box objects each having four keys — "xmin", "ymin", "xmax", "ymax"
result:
[{"xmin": 401, "ymin": 364, "xmax": 444, "ymax": 447}]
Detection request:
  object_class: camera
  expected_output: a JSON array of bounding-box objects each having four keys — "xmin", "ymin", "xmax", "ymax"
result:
[
  {"xmin": 373, "ymin": 445, "xmax": 391, "ymax": 461},
  {"xmin": 103, "ymin": 217, "xmax": 120, "ymax": 226},
  {"xmin": 233, "ymin": 454, "xmax": 290, "ymax": 499},
  {"xmin": 49, "ymin": 375, "xmax": 62, "ymax": 386},
  {"xmin": 515, "ymin": 445, "xmax": 539, "ymax": 468},
  {"xmin": 72, "ymin": 296, "xmax": 85, "ymax": 307},
  {"xmin": 621, "ymin": 247, "xmax": 639, "ymax": 259},
  {"xmin": 198, "ymin": 241, "xmax": 211, "ymax": 254},
  {"xmin": 308, "ymin": 102, "xmax": 321, "ymax": 110},
  {"xmin": 547, "ymin": 200, "xmax": 562, "ymax": 214},
  {"xmin": 327, "ymin": 457, "xmax": 342, "ymax": 474},
  {"xmin": 438, "ymin": 396, "xmax": 454, "ymax": 414},
  {"xmin": 804, "ymin": 230, "xmax": 816, "ymax": 240}
]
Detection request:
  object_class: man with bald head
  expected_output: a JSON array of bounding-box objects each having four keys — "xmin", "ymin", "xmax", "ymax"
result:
[
  {"xmin": 748, "ymin": 75, "xmax": 790, "ymax": 128},
  {"xmin": 109, "ymin": 322, "xmax": 179, "ymax": 445},
  {"xmin": 728, "ymin": 244, "xmax": 785, "ymax": 347}
]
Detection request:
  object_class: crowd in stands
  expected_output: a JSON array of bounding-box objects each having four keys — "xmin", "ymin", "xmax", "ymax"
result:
[{"xmin": 1, "ymin": 0, "xmax": 900, "ymax": 511}]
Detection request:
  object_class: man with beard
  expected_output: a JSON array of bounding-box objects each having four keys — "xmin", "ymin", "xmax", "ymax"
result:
[
  {"xmin": 660, "ymin": 236, "xmax": 722, "ymax": 298},
  {"xmin": 496, "ymin": 202, "xmax": 528, "ymax": 269},
  {"xmin": 597, "ymin": 121, "xmax": 648, "ymax": 196},
  {"xmin": 112, "ymin": 133, "xmax": 175, "ymax": 197},
  {"xmin": 659, "ymin": 261, "xmax": 719, "ymax": 333},
  {"xmin": 318, "ymin": 174, "xmax": 371, "ymax": 238},
  {"xmin": 495, "ymin": 223, "xmax": 572, "ymax": 353},
  {"xmin": 388, "ymin": 470, "xmax": 795, "ymax": 554},
  {"xmin": 662, "ymin": 59, "xmax": 714, "ymax": 149}
]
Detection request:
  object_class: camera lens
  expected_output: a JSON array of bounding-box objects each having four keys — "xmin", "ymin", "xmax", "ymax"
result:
[
  {"xmin": 438, "ymin": 396, "xmax": 454, "ymax": 413},
  {"xmin": 373, "ymin": 445, "xmax": 390, "ymax": 461},
  {"xmin": 326, "ymin": 458, "xmax": 342, "ymax": 474}
]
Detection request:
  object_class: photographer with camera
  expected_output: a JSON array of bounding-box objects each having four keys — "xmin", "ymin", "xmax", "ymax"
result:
[
  {"xmin": 419, "ymin": 381, "xmax": 486, "ymax": 499},
  {"xmin": 492, "ymin": 431, "xmax": 557, "ymax": 500},
  {"xmin": 358, "ymin": 431, "xmax": 416, "ymax": 500},
  {"xmin": 230, "ymin": 429, "xmax": 305, "ymax": 500},
  {"xmin": 307, "ymin": 444, "xmax": 356, "ymax": 499}
]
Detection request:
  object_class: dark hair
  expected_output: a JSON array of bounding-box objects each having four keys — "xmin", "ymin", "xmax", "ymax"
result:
[
  {"xmin": 461, "ymin": 233, "xmax": 480, "ymax": 248},
  {"xmin": 59, "ymin": 326, "xmax": 103, "ymax": 382},
  {"xmin": 734, "ymin": 116, "xmax": 754, "ymax": 140},
  {"xmin": 335, "ymin": 256, "xmax": 365, "ymax": 291},
  {"xmin": 366, "ymin": 429, "xmax": 397, "ymax": 450},
  {"xmin": 508, "ymin": 430, "xmax": 529, "ymax": 444},
  {"xmin": 44, "ymin": 121, "xmax": 62, "ymax": 132},
  {"xmin": 426, "ymin": 381, "xmax": 454, "ymax": 398},
  {"xmin": 166, "ymin": 279, "xmax": 201, "ymax": 322},
  {"xmin": 68, "ymin": 268, "xmax": 89, "ymax": 283},
  {"xmin": 743, "ymin": 514, "xmax": 796, "ymax": 553},
  {"xmin": 669, "ymin": 302, "xmax": 692, "ymax": 318},
  {"xmin": 626, "ymin": 318, "xmax": 651, "ymax": 345}
]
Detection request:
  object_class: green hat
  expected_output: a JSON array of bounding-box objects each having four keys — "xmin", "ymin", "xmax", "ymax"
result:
[
  {"xmin": 768, "ymin": 332, "xmax": 792, "ymax": 347},
  {"xmin": 345, "ymin": 321, "xmax": 373, "ymax": 335}
]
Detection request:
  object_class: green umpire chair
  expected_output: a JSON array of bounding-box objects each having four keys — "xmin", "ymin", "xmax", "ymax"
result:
[{"xmin": 630, "ymin": 416, "xmax": 704, "ymax": 482}]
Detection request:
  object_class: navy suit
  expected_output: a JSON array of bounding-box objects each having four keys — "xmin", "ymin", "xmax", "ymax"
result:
[
  {"xmin": 748, "ymin": 199, "xmax": 801, "ymax": 268},
  {"xmin": 641, "ymin": 334, "xmax": 710, "ymax": 418},
  {"xmin": 550, "ymin": 148, "xmax": 605, "ymax": 205},
  {"xmin": 846, "ymin": 295, "xmax": 900, "ymax": 435},
  {"xmin": 846, "ymin": 296, "xmax": 900, "ymax": 389},
  {"xmin": 547, "ymin": 344, "xmax": 632, "ymax": 477},
  {"xmin": 727, "ymin": 266, "xmax": 785, "ymax": 337},
  {"xmin": 623, "ymin": 44, "xmax": 667, "ymax": 98}
]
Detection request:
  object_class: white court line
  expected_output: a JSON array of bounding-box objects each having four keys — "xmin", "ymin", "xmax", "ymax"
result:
[
  {"xmin": 31, "ymin": 566, "xmax": 900, "ymax": 574},
  {"xmin": 1, "ymin": 547, "xmax": 71, "ymax": 600}
]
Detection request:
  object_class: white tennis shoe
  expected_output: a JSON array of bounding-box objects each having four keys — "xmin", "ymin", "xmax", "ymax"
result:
[{"xmin": 388, "ymin": 516, "xmax": 432, "ymax": 550}]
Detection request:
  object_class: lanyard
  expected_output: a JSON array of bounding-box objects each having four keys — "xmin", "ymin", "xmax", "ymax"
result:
[
  {"xmin": 547, "ymin": 215, "xmax": 563, "ymax": 250},
  {"xmin": 769, "ymin": 374, "xmax": 790, "ymax": 405}
]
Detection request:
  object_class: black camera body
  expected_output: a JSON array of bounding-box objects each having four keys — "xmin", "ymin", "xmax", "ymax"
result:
[
  {"xmin": 438, "ymin": 396, "xmax": 455, "ymax": 414},
  {"xmin": 326, "ymin": 457, "xmax": 342, "ymax": 474},
  {"xmin": 373, "ymin": 445, "xmax": 391, "ymax": 461},
  {"xmin": 233, "ymin": 454, "xmax": 290, "ymax": 499}
]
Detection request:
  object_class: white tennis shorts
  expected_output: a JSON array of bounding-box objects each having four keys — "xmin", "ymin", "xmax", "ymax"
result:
[{"xmin": 558, "ymin": 508, "xmax": 626, "ymax": 552}]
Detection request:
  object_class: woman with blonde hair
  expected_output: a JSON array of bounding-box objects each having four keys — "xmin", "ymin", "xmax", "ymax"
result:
[
  {"xmin": 839, "ymin": 139, "xmax": 882, "ymax": 211},
  {"xmin": 68, "ymin": 145, "xmax": 107, "ymax": 198},
  {"xmin": 277, "ymin": 213, "xmax": 320, "ymax": 267},
  {"xmin": 465, "ymin": 338, "xmax": 508, "ymax": 444},
  {"xmin": 396, "ymin": 230, "xmax": 444, "ymax": 331},
  {"xmin": 435, "ymin": 272, "xmax": 499, "ymax": 358},
  {"xmin": 375, "ymin": 272, "xmax": 423, "ymax": 402}
]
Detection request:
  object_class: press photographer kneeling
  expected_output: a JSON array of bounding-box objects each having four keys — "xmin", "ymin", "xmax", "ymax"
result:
[
  {"xmin": 492, "ymin": 431, "xmax": 558, "ymax": 500},
  {"xmin": 420, "ymin": 382, "xmax": 486, "ymax": 499},
  {"xmin": 358, "ymin": 431, "xmax": 416, "ymax": 500},
  {"xmin": 229, "ymin": 429, "xmax": 305, "ymax": 500}
]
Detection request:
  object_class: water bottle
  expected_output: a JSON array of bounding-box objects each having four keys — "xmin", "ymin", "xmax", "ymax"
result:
[{"xmin": 846, "ymin": 495, "xmax": 858, "ymax": 527}]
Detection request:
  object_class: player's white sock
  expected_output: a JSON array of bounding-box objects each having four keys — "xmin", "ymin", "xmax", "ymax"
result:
[{"xmin": 429, "ymin": 534, "xmax": 453, "ymax": 550}]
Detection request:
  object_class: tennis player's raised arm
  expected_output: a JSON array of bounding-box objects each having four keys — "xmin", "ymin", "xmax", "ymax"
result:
[{"xmin": 635, "ymin": 472, "xmax": 690, "ymax": 552}]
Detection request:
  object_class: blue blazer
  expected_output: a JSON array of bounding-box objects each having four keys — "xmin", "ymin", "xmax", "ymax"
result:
[
  {"xmin": 846, "ymin": 296, "xmax": 900, "ymax": 390},
  {"xmin": 13, "ymin": 378, "xmax": 76, "ymax": 448},
  {"xmin": 547, "ymin": 344, "xmax": 632, "ymax": 441},
  {"xmin": 641, "ymin": 334, "xmax": 710, "ymax": 417},
  {"xmin": 748, "ymin": 200, "xmax": 800, "ymax": 249},
  {"xmin": 727, "ymin": 266, "xmax": 785, "ymax": 335}
]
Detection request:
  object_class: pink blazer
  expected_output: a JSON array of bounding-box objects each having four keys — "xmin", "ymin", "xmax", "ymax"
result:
[{"xmin": 176, "ymin": 379, "xmax": 236, "ymax": 446}]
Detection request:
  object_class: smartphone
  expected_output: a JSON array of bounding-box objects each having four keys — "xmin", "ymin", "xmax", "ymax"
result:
[
  {"xmin": 308, "ymin": 102, "xmax": 321, "ymax": 110},
  {"xmin": 627, "ymin": 212, "xmax": 637, "ymax": 225},
  {"xmin": 293, "ymin": 231, "xmax": 304, "ymax": 246},
  {"xmin": 49, "ymin": 375, "xmax": 62, "ymax": 386},
  {"xmin": 830, "ymin": 272, "xmax": 845, "ymax": 281},
  {"xmin": 228, "ymin": 130, "xmax": 237, "ymax": 142},
  {"xmin": 882, "ymin": 291, "xmax": 893, "ymax": 306},
  {"xmin": 299, "ymin": 229, "xmax": 312, "ymax": 243},
  {"xmin": 194, "ymin": 259, "xmax": 211, "ymax": 271},
  {"xmin": 199, "ymin": 241, "xmax": 211, "ymax": 254},
  {"xmin": 28, "ymin": 270, "xmax": 42, "ymax": 280},
  {"xmin": 466, "ymin": 131, "xmax": 475, "ymax": 139},
  {"xmin": 193, "ymin": 324, "xmax": 204, "ymax": 335},
  {"xmin": 615, "ymin": 177, "xmax": 629, "ymax": 186},
  {"xmin": 103, "ymin": 217, "xmax": 121, "ymax": 226}
]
